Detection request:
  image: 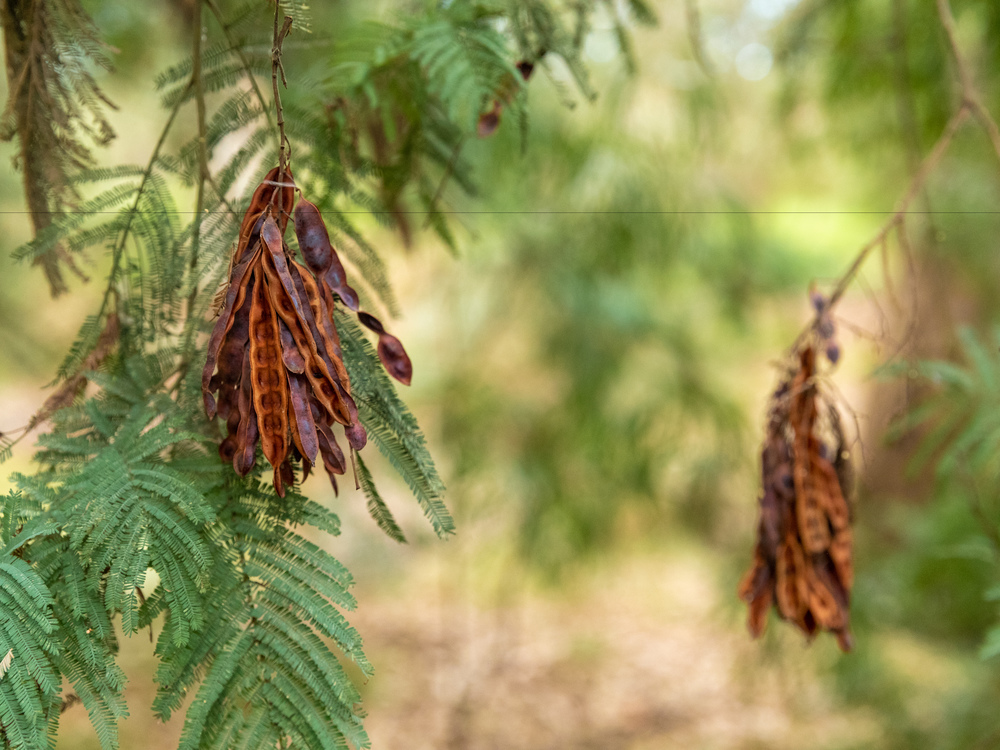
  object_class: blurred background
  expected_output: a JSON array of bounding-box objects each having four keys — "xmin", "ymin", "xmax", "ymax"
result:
[{"xmin": 4, "ymin": 0, "xmax": 1000, "ymax": 747}]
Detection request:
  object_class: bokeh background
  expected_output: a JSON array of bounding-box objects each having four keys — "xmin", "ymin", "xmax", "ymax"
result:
[{"xmin": 4, "ymin": 0, "xmax": 1000, "ymax": 747}]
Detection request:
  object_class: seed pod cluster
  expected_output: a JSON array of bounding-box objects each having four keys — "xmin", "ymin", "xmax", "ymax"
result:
[
  {"xmin": 203, "ymin": 166, "xmax": 412, "ymax": 496},
  {"xmin": 738, "ymin": 345, "xmax": 854, "ymax": 652}
]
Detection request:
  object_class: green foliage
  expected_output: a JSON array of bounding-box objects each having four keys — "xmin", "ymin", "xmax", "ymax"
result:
[
  {"xmin": 338, "ymin": 312, "xmax": 451, "ymax": 537},
  {"xmin": 155, "ymin": 475, "xmax": 369, "ymax": 749},
  {"xmin": 891, "ymin": 328, "xmax": 1000, "ymax": 659},
  {"xmin": 296, "ymin": 0, "xmax": 649, "ymax": 250},
  {"xmin": 0, "ymin": 0, "xmax": 649, "ymax": 746},
  {"xmin": 0, "ymin": 492, "xmax": 60, "ymax": 750}
]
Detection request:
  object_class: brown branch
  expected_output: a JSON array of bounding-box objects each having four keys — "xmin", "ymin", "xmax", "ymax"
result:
[
  {"xmin": 788, "ymin": 0, "xmax": 1000, "ymax": 355},
  {"xmin": 936, "ymin": 0, "xmax": 1000, "ymax": 163},
  {"xmin": 1, "ymin": 0, "xmax": 66, "ymax": 296},
  {"xmin": 790, "ymin": 103, "xmax": 971, "ymax": 354},
  {"xmin": 827, "ymin": 105, "xmax": 970, "ymax": 310},
  {"xmin": 97, "ymin": 82, "xmax": 186, "ymax": 322},
  {"xmin": 271, "ymin": 8, "xmax": 293, "ymax": 172}
]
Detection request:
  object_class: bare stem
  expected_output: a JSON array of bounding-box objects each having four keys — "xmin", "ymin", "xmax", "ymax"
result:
[
  {"xmin": 271, "ymin": 7, "xmax": 293, "ymax": 173},
  {"xmin": 97, "ymin": 94, "xmax": 185, "ymax": 322},
  {"xmin": 789, "ymin": 104, "xmax": 971, "ymax": 353},
  {"xmin": 423, "ymin": 136, "xmax": 467, "ymax": 230},
  {"xmin": 936, "ymin": 0, "xmax": 1000, "ymax": 163},
  {"xmin": 788, "ymin": 0, "xmax": 1000, "ymax": 355}
]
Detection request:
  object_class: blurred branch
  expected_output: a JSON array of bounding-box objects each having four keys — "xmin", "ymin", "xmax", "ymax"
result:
[
  {"xmin": 936, "ymin": 0, "xmax": 1000, "ymax": 163},
  {"xmin": 790, "ymin": 0, "xmax": 1000, "ymax": 352},
  {"xmin": 187, "ymin": 0, "xmax": 208, "ymax": 323},
  {"xmin": 790, "ymin": 103, "xmax": 970, "ymax": 354},
  {"xmin": 0, "ymin": 0, "xmax": 115, "ymax": 297}
]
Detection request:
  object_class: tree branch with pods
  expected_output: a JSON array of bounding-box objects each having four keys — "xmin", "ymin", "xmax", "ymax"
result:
[{"xmin": 739, "ymin": 0, "xmax": 1000, "ymax": 651}]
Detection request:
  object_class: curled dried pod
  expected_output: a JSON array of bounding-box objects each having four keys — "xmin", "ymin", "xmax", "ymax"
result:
[{"xmin": 202, "ymin": 246, "xmax": 260, "ymax": 419}]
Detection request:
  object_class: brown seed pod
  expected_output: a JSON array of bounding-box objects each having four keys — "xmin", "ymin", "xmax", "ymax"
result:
[
  {"xmin": 204, "ymin": 168, "xmax": 383, "ymax": 496},
  {"xmin": 294, "ymin": 198, "xmax": 360, "ymax": 311},
  {"xmin": 248, "ymin": 267, "xmax": 291, "ymax": 495},
  {"xmin": 293, "ymin": 199, "xmax": 413, "ymax": 386},
  {"xmin": 739, "ymin": 344, "xmax": 854, "ymax": 652},
  {"xmin": 234, "ymin": 343, "xmax": 259, "ymax": 477},
  {"xmin": 290, "ymin": 260, "xmax": 352, "ymax": 390},
  {"xmin": 202, "ymin": 246, "xmax": 260, "ymax": 419},
  {"xmin": 277, "ymin": 318, "xmax": 305, "ymax": 374},
  {"xmin": 287, "ymin": 372, "xmax": 319, "ymax": 466}
]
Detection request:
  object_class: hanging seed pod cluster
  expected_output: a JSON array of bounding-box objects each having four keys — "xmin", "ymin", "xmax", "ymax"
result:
[
  {"xmin": 202, "ymin": 166, "xmax": 412, "ymax": 496},
  {"xmin": 739, "ymin": 338, "xmax": 854, "ymax": 652}
]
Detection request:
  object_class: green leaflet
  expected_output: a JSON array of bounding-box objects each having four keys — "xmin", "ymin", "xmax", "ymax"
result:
[{"xmin": 338, "ymin": 311, "xmax": 453, "ymax": 537}]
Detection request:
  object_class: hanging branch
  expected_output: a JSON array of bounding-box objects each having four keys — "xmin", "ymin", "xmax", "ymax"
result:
[
  {"xmin": 936, "ymin": 0, "xmax": 1000, "ymax": 163},
  {"xmin": 789, "ymin": 0, "xmax": 1000, "ymax": 352},
  {"xmin": 0, "ymin": 0, "xmax": 117, "ymax": 297},
  {"xmin": 741, "ymin": 0, "xmax": 1000, "ymax": 652}
]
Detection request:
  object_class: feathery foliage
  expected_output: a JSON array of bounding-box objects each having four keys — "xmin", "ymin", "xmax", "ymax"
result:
[
  {"xmin": 892, "ymin": 328, "xmax": 1000, "ymax": 660},
  {"xmin": 0, "ymin": 0, "xmax": 117, "ymax": 295},
  {"xmin": 0, "ymin": 0, "xmax": 647, "ymax": 746}
]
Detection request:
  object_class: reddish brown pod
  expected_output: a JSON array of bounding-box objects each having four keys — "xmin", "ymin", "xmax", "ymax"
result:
[
  {"xmin": 738, "ymin": 345, "xmax": 854, "ymax": 652},
  {"xmin": 294, "ymin": 198, "xmax": 413, "ymax": 386},
  {"xmin": 202, "ymin": 167, "xmax": 372, "ymax": 496}
]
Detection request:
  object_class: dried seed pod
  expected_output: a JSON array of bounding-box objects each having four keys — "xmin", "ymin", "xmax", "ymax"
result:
[
  {"xmin": 290, "ymin": 261, "xmax": 352, "ymax": 389},
  {"xmin": 739, "ymin": 344, "xmax": 854, "ymax": 652},
  {"xmin": 204, "ymin": 168, "xmax": 383, "ymax": 497},
  {"xmin": 234, "ymin": 344, "xmax": 259, "ymax": 476},
  {"xmin": 287, "ymin": 372, "xmax": 319, "ymax": 465},
  {"xmin": 202, "ymin": 246, "xmax": 260, "ymax": 418},
  {"xmin": 294, "ymin": 198, "xmax": 360, "ymax": 311},
  {"xmin": 248, "ymin": 268, "xmax": 291, "ymax": 495},
  {"xmin": 293, "ymin": 198, "xmax": 412, "ymax": 386},
  {"xmin": 278, "ymin": 319, "xmax": 305, "ymax": 374},
  {"xmin": 236, "ymin": 167, "xmax": 296, "ymax": 262},
  {"xmin": 316, "ymin": 421, "xmax": 347, "ymax": 477},
  {"xmin": 262, "ymin": 216, "xmax": 313, "ymax": 323}
]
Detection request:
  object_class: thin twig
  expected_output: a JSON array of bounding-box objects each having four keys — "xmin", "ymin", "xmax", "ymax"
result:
[
  {"xmin": 97, "ymin": 94, "xmax": 187, "ymax": 321},
  {"xmin": 789, "ymin": 0, "xmax": 1000, "ymax": 354},
  {"xmin": 789, "ymin": 103, "xmax": 971, "ymax": 353},
  {"xmin": 174, "ymin": 0, "xmax": 213, "ymax": 394},
  {"xmin": 423, "ymin": 136, "xmax": 467, "ymax": 230},
  {"xmin": 271, "ymin": 8, "xmax": 293, "ymax": 172},
  {"xmin": 936, "ymin": 0, "xmax": 1000, "ymax": 163}
]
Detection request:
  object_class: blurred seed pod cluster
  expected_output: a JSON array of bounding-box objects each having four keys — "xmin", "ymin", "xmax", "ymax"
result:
[
  {"xmin": 739, "ymin": 343, "xmax": 854, "ymax": 652},
  {"xmin": 202, "ymin": 166, "xmax": 412, "ymax": 496}
]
